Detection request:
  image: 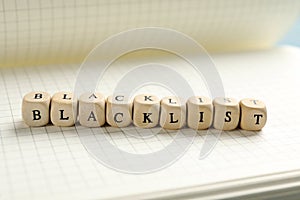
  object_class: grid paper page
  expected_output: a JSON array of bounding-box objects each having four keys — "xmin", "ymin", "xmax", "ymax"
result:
[
  {"xmin": 1, "ymin": 46, "xmax": 300, "ymax": 199},
  {"xmin": 0, "ymin": 0, "xmax": 299, "ymax": 67}
]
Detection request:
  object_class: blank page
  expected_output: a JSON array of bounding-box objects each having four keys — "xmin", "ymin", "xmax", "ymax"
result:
[
  {"xmin": 0, "ymin": 0, "xmax": 299, "ymax": 67},
  {"xmin": 0, "ymin": 46, "xmax": 300, "ymax": 199}
]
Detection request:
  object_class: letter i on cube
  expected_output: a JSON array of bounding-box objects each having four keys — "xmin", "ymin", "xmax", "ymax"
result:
[{"xmin": 187, "ymin": 96, "xmax": 213, "ymax": 130}]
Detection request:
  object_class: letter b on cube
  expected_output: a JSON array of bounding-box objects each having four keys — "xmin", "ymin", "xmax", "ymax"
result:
[{"xmin": 22, "ymin": 91, "xmax": 51, "ymax": 126}]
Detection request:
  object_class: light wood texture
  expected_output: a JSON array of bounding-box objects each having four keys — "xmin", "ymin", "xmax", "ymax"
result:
[
  {"xmin": 160, "ymin": 96, "xmax": 186, "ymax": 130},
  {"xmin": 22, "ymin": 91, "xmax": 51, "ymax": 126},
  {"xmin": 133, "ymin": 94, "xmax": 160, "ymax": 128},
  {"xmin": 240, "ymin": 98, "xmax": 267, "ymax": 131},
  {"xmin": 106, "ymin": 95, "xmax": 132, "ymax": 127},
  {"xmin": 213, "ymin": 97, "xmax": 240, "ymax": 131},
  {"xmin": 187, "ymin": 96, "xmax": 213, "ymax": 130},
  {"xmin": 50, "ymin": 92, "xmax": 77, "ymax": 127},
  {"xmin": 79, "ymin": 92, "xmax": 105, "ymax": 127}
]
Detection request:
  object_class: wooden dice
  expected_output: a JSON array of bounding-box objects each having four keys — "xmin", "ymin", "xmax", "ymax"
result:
[
  {"xmin": 240, "ymin": 98, "xmax": 267, "ymax": 131},
  {"xmin": 187, "ymin": 96, "xmax": 213, "ymax": 130},
  {"xmin": 160, "ymin": 96, "xmax": 186, "ymax": 130},
  {"xmin": 79, "ymin": 92, "xmax": 106, "ymax": 127},
  {"xmin": 50, "ymin": 92, "xmax": 77, "ymax": 127},
  {"xmin": 22, "ymin": 91, "xmax": 51, "ymax": 126},
  {"xmin": 22, "ymin": 91, "xmax": 267, "ymax": 131},
  {"xmin": 133, "ymin": 94, "xmax": 160, "ymax": 128},
  {"xmin": 106, "ymin": 95, "xmax": 132, "ymax": 127},
  {"xmin": 213, "ymin": 97, "xmax": 240, "ymax": 131}
]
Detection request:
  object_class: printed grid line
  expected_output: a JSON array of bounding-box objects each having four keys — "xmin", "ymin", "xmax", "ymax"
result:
[
  {"xmin": 1, "ymin": 1, "xmax": 299, "ymax": 67},
  {"xmin": 1, "ymin": 47, "xmax": 300, "ymax": 199}
]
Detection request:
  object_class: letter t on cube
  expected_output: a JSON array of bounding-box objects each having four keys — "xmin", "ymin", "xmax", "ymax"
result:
[{"xmin": 240, "ymin": 98, "xmax": 267, "ymax": 131}]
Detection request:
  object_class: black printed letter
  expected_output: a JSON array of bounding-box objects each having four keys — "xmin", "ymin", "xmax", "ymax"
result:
[
  {"xmin": 143, "ymin": 113, "xmax": 152, "ymax": 123},
  {"xmin": 144, "ymin": 96, "xmax": 153, "ymax": 101},
  {"xmin": 63, "ymin": 94, "xmax": 71, "ymax": 100},
  {"xmin": 225, "ymin": 111, "xmax": 231, "ymax": 122},
  {"xmin": 114, "ymin": 113, "xmax": 123, "ymax": 123},
  {"xmin": 254, "ymin": 114, "xmax": 263, "ymax": 125},
  {"xmin": 87, "ymin": 111, "xmax": 96, "ymax": 121},
  {"xmin": 168, "ymin": 98, "xmax": 176, "ymax": 104},
  {"xmin": 32, "ymin": 110, "xmax": 41, "ymax": 120},
  {"xmin": 199, "ymin": 112, "xmax": 204, "ymax": 122},
  {"xmin": 169, "ymin": 113, "xmax": 179, "ymax": 123},
  {"xmin": 34, "ymin": 93, "xmax": 42, "ymax": 99},
  {"xmin": 115, "ymin": 95, "xmax": 124, "ymax": 101},
  {"xmin": 89, "ymin": 94, "xmax": 97, "ymax": 99},
  {"xmin": 59, "ymin": 110, "xmax": 69, "ymax": 120}
]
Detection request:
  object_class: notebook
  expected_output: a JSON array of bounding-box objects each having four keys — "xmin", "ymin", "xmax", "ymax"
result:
[
  {"xmin": 1, "ymin": 1, "xmax": 300, "ymax": 199},
  {"xmin": 1, "ymin": 0, "xmax": 299, "ymax": 67}
]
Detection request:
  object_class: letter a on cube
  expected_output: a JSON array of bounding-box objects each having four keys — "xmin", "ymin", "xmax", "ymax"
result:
[{"xmin": 79, "ymin": 92, "xmax": 106, "ymax": 127}]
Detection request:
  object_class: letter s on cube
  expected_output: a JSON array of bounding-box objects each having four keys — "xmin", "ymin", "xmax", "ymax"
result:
[
  {"xmin": 213, "ymin": 97, "xmax": 240, "ymax": 131},
  {"xmin": 22, "ymin": 91, "xmax": 51, "ymax": 126}
]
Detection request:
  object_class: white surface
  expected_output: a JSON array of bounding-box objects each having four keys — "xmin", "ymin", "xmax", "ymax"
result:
[
  {"xmin": 1, "ymin": 0, "xmax": 299, "ymax": 67},
  {"xmin": 0, "ymin": 46, "xmax": 300, "ymax": 199}
]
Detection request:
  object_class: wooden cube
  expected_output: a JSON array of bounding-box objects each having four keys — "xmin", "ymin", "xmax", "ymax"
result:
[
  {"xmin": 240, "ymin": 98, "xmax": 267, "ymax": 131},
  {"xmin": 213, "ymin": 97, "xmax": 240, "ymax": 130},
  {"xmin": 160, "ymin": 96, "xmax": 186, "ymax": 130},
  {"xmin": 79, "ymin": 92, "xmax": 106, "ymax": 127},
  {"xmin": 187, "ymin": 96, "xmax": 213, "ymax": 130},
  {"xmin": 50, "ymin": 92, "xmax": 77, "ymax": 127},
  {"xmin": 133, "ymin": 94, "xmax": 160, "ymax": 128},
  {"xmin": 106, "ymin": 95, "xmax": 132, "ymax": 127},
  {"xmin": 22, "ymin": 91, "xmax": 51, "ymax": 126}
]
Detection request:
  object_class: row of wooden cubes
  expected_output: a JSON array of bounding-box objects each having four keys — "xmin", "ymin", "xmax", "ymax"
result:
[{"xmin": 22, "ymin": 92, "xmax": 267, "ymax": 131}]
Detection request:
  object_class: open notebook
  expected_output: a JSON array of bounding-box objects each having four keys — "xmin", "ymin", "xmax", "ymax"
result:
[{"xmin": 1, "ymin": 1, "xmax": 300, "ymax": 199}]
